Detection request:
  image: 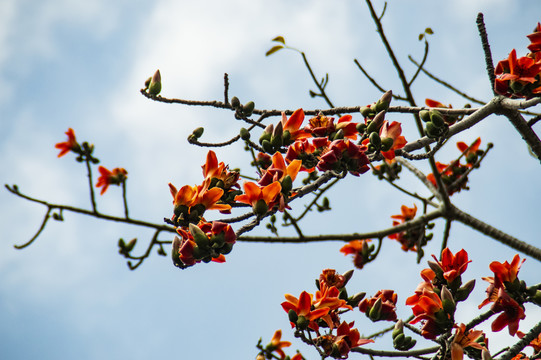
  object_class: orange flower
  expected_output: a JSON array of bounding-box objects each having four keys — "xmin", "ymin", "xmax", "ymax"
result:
[
  {"xmin": 281, "ymin": 109, "xmax": 310, "ymax": 142},
  {"xmin": 333, "ymin": 321, "xmax": 374, "ymax": 357},
  {"xmin": 281, "ymin": 291, "xmax": 330, "ymax": 330},
  {"xmin": 450, "ymin": 324, "xmax": 486, "ymax": 360},
  {"xmin": 359, "ymin": 289, "xmax": 398, "ymax": 321},
  {"xmin": 267, "ymin": 330, "xmax": 291, "ymax": 359},
  {"xmin": 495, "ymin": 49, "xmax": 541, "ymax": 98},
  {"xmin": 389, "ymin": 204, "xmax": 422, "ymax": 252},
  {"xmin": 234, "ymin": 181, "xmax": 281, "ymax": 215},
  {"xmin": 431, "ymin": 248, "xmax": 471, "ymax": 284},
  {"xmin": 340, "ymin": 239, "xmax": 372, "ymax": 269},
  {"xmin": 489, "ymin": 254, "xmax": 525, "ymax": 288},
  {"xmin": 527, "ymin": 22, "xmax": 541, "ymax": 53},
  {"xmin": 391, "ymin": 204, "xmax": 417, "ymax": 222},
  {"xmin": 490, "ymin": 288, "xmax": 525, "ymax": 336},
  {"xmin": 285, "ymin": 138, "xmax": 325, "ymax": 173},
  {"xmin": 317, "ymin": 139, "xmax": 370, "ymax": 176},
  {"xmin": 517, "ymin": 331, "xmax": 541, "ymax": 353},
  {"xmin": 425, "ymin": 98, "xmax": 451, "ymax": 108},
  {"xmin": 379, "ymin": 121, "xmax": 407, "ymax": 160},
  {"xmin": 457, "ymin": 138, "xmax": 482, "ymax": 167},
  {"xmin": 96, "ymin": 166, "xmax": 128, "ymax": 195},
  {"xmin": 258, "ymin": 152, "xmax": 301, "ymax": 187},
  {"xmin": 201, "ymin": 150, "xmax": 240, "ymax": 190},
  {"xmin": 319, "ymin": 269, "xmax": 346, "ymax": 289},
  {"xmin": 55, "ymin": 128, "xmax": 80, "ymax": 157},
  {"xmin": 407, "ymin": 288, "xmax": 449, "ymax": 339}
]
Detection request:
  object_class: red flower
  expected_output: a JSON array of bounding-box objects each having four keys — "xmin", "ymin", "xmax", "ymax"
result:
[
  {"xmin": 431, "ymin": 248, "xmax": 471, "ymax": 284},
  {"xmin": 527, "ymin": 22, "xmax": 541, "ymax": 53},
  {"xmin": 285, "ymin": 137, "xmax": 327, "ymax": 173},
  {"xmin": 489, "ymin": 254, "xmax": 525, "ymax": 288},
  {"xmin": 267, "ymin": 330, "xmax": 291, "ymax": 360},
  {"xmin": 317, "ymin": 139, "xmax": 370, "ymax": 176},
  {"xmin": 281, "ymin": 109, "xmax": 310, "ymax": 142},
  {"xmin": 495, "ymin": 49, "xmax": 541, "ymax": 98},
  {"xmin": 55, "ymin": 128, "xmax": 80, "ymax": 157},
  {"xmin": 490, "ymin": 288, "xmax": 525, "ymax": 336},
  {"xmin": 389, "ymin": 204, "xmax": 422, "ymax": 252},
  {"xmin": 450, "ymin": 324, "xmax": 486, "ymax": 360},
  {"xmin": 319, "ymin": 269, "xmax": 346, "ymax": 289},
  {"xmin": 340, "ymin": 239, "xmax": 372, "ymax": 269},
  {"xmin": 234, "ymin": 181, "xmax": 282, "ymax": 215},
  {"xmin": 517, "ymin": 331, "xmax": 541, "ymax": 353},
  {"xmin": 258, "ymin": 152, "xmax": 302, "ymax": 187},
  {"xmin": 202, "ymin": 150, "xmax": 240, "ymax": 190},
  {"xmin": 359, "ymin": 289, "xmax": 398, "ymax": 321},
  {"xmin": 333, "ymin": 321, "xmax": 374, "ymax": 357},
  {"xmin": 96, "ymin": 166, "xmax": 128, "ymax": 195},
  {"xmin": 379, "ymin": 121, "xmax": 407, "ymax": 160},
  {"xmin": 281, "ymin": 291, "xmax": 330, "ymax": 330}
]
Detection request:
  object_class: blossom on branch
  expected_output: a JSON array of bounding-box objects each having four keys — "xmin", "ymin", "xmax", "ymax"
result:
[
  {"xmin": 96, "ymin": 166, "xmax": 128, "ymax": 195},
  {"xmin": 281, "ymin": 291, "xmax": 330, "ymax": 331},
  {"xmin": 234, "ymin": 181, "xmax": 282, "ymax": 215},
  {"xmin": 340, "ymin": 239, "xmax": 373, "ymax": 269},
  {"xmin": 450, "ymin": 323, "xmax": 487, "ymax": 360},
  {"xmin": 494, "ymin": 49, "xmax": 541, "ymax": 98},
  {"xmin": 378, "ymin": 121, "xmax": 407, "ymax": 160},
  {"xmin": 359, "ymin": 289, "xmax": 398, "ymax": 322},
  {"xmin": 55, "ymin": 128, "xmax": 80, "ymax": 157}
]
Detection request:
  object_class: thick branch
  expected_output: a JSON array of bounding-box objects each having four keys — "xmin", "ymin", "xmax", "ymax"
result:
[{"xmin": 351, "ymin": 345, "xmax": 439, "ymax": 357}]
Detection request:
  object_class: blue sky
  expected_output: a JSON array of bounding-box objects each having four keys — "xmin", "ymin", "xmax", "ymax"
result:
[{"xmin": 1, "ymin": 0, "xmax": 541, "ymax": 359}]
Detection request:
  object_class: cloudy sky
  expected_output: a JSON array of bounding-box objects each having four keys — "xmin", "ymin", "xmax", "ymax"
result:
[{"xmin": 1, "ymin": 0, "xmax": 541, "ymax": 359}]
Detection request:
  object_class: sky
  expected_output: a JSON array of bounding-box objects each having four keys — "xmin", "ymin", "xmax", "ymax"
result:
[{"xmin": 1, "ymin": 0, "xmax": 541, "ymax": 359}]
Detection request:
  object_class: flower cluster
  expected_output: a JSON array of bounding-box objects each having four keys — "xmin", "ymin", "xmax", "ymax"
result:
[
  {"xmin": 478, "ymin": 254, "xmax": 527, "ymax": 336},
  {"xmin": 359, "ymin": 289, "xmax": 398, "ymax": 322},
  {"xmin": 281, "ymin": 269, "xmax": 373, "ymax": 359},
  {"xmin": 171, "ymin": 221, "xmax": 236, "ymax": 269},
  {"xmin": 406, "ymin": 248, "xmax": 476, "ymax": 339},
  {"xmin": 340, "ymin": 239, "xmax": 374, "ymax": 269},
  {"xmin": 388, "ymin": 204, "xmax": 433, "ymax": 255},
  {"xmin": 427, "ymin": 138, "xmax": 483, "ymax": 196},
  {"xmin": 495, "ymin": 23, "xmax": 541, "ymax": 98},
  {"xmin": 96, "ymin": 166, "xmax": 127, "ymax": 195}
]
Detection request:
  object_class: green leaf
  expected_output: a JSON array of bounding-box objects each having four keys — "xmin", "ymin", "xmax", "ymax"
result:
[
  {"xmin": 265, "ymin": 45, "xmax": 284, "ymax": 56},
  {"xmin": 425, "ymin": 27, "xmax": 434, "ymax": 35},
  {"xmin": 272, "ymin": 36, "xmax": 285, "ymax": 44}
]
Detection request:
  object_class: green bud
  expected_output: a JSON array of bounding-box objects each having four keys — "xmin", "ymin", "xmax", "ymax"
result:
[
  {"xmin": 356, "ymin": 122, "xmax": 366, "ymax": 134},
  {"xmin": 380, "ymin": 137, "xmax": 394, "ymax": 152},
  {"xmin": 192, "ymin": 127, "xmax": 204, "ymax": 138},
  {"xmin": 455, "ymin": 279, "xmax": 476, "ymax": 302},
  {"xmin": 240, "ymin": 127, "xmax": 250, "ymax": 140},
  {"xmin": 375, "ymin": 90, "xmax": 392, "ymax": 112},
  {"xmin": 271, "ymin": 134, "xmax": 283, "ymax": 149},
  {"xmin": 393, "ymin": 333, "xmax": 406, "ymax": 347},
  {"xmin": 125, "ymin": 238, "xmax": 137, "ymax": 252},
  {"xmin": 342, "ymin": 269, "xmax": 354, "ymax": 285},
  {"xmin": 253, "ymin": 198, "xmax": 268, "ymax": 216},
  {"xmin": 144, "ymin": 77, "xmax": 151, "ymax": 89},
  {"xmin": 333, "ymin": 129, "xmax": 344, "ymax": 140},
  {"xmin": 360, "ymin": 106, "xmax": 373, "ymax": 118},
  {"xmin": 430, "ymin": 111, "xmax": 445, "ymax": 128},
  {"xmin": 349, "ymin": 292, "xmax": 365, "ymax": 307},
  {"xmin": 288, "ymin": 309, "xmax": 298, "ymax": 323},
  {"xmin": 148, "ymin": 69, "xmax": 162, "ymax": 95},
  {"xmin": 281, "ymin": 175, "xmax": 293, "ymax": 194},
  {"xmin": 296, "ymin": 316, "xmax": 309, "ymax": 330},
  {"xmin": 425, "ymin": 122, "xmax": 439, "ymax": 138},
  {"xmin": 369, "ymin": 132, "xmax": 381, "ymax": 149},
  {"xmin": 261, "ymin": 139, "xmax": 274, "ymax": 153},
  {"xmin": 230, "ymin": 96, "xmax": 240, "ymax": 108},
  {"xmin": 510, "ymin": 81, "xmax": 524, "ymax": 93},
  {"xmin": 220, "ymin": 242, "xmax": 234, "ymax": 255},
  {"xmin": 366, "ymin": 111, "xmax": 385, "ymax": 133},
  {"xmin": 392, "ymin": 320, "xmax": 404, "ymax": 339},
  {"xmin": 419, "ymin": 110, "xmax": 431, "ymax": 122},
  {"xmin": 171, "ymin": 236, "xmax": 182, "ymax": 267},
  {"xmin": 368, "ymin": 297, "xmax": 382, "ymax": 321},
  {"xmin": 282, "ymin": 130, "xmax": 291, "ymax": 145},
  {"xmin": 259, "ymin": 131, "xmax": 272, "ymax": 145},
  {"xmin": 189, "ymin": 223, "xmax": 210, "ymax": 248},
  {"xmin": 243, "ymin": 101, "xmax": 255, "ymax": 116}
]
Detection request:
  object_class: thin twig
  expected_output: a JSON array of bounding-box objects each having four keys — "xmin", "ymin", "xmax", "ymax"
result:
[
  {"xmin": 408, "ymin": 40, "xmax": 429, "ymax": 87},
  {"xmin": 476, "ymin": 13, "xmax": 496, "ymax": 94}
]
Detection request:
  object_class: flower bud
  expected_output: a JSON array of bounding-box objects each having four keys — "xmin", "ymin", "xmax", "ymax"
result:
[
  {"xmin": 125, "ymin": 238, "xmax": 137, "ymax": 252},
  {"xmin": 342, "ymin": 269, "xmax": 354, "ymax": 285},
  {"xmin": 243, "ymin": 101, "xmax": 255, "ymax": 116},
  {"xmin": 349, "ymin": 292, "xmax": 365, "ymax": 307},
  {"xmin": 360, "ymin": 106, "xmax": 373, "ymax": 118},
  {"xmin": 262, "ymin": 140, "xmax": 274, "ymax": 153},
  {"xmin": 148, "ymin": 69, "xmax": 162, "ymax": 95},
  {"xmin": 482, "ymin": 349, "xmax": 492, "ymax": 360},
  {"xmin": 366, "ymin": 111, "xmax": 385, "ymax": 133},
  {"xmin": 333, "ymin": 129, "xmax": 345, "ymax": 141},
  {"xmin": 281, "ymin": 175, "xmax": 293, "ymax": 194},
  {"xmin": 419, "ymin": 110, "xmax": 431, "ymax": 122},
  {"xmin": 392, "ymin": 320, "xmax": 404, "ymax": 339},
  {"xmin": 380, "ymin": 137, "xmax": 394, "ymax": 152},
  {"xmin": 171, "ymin": 236, "xmax": 182, "ymax": 267},
  {"xmin": 429, "ymin": 111, "xmax": 445, "ymax": 128},
  {"xmin": 189, "ymin": 223, "xmax": 210, "ymax": 248},
  {"xmin": 427, "ymin": 260, "xmax": 443, "ymax": 277},
  {"xmin": 282, "ymin": 130, "xmax": 291, "ymax": 145},
  {"xmin": 356, "ymin": 122, "xmax": 366, "ymax": 134},
  {"xmin": 393, "ymin": 333, "xmax": 405, "ymax": 347},
  {"xmin": 296, "ymin": 315, "xmax": 309, "ymax": 330},
  {"xmin": 192, "ymin": 127, "xmax": 204, "ymax": 138},
  {"xmin": 230, "ymin": 96, "xmax": 240, "ymax": 108},
  {"xmin": 455, "ymin": 279, "xmax": 476, "ymax": 302},
  {"xmin": 441, "ymin": 286, "xmax": 456, "ymax": 315},
  {"xmin": 425, "ymin": 122, "xmax": 440, "ymax": 138},
  {"xmin": 239, "ymin": 127, "xmax": 250, "ymax": 140},
  {"xmin": 368, "ymin": 297, "xmax": 382, "ymax": 321},
  {"xmin": 369, "ymin": 132, "xmax": 381, "ymax": 149},
  {"xmin": 144, "ymin": 77, "xmax": 151, "ymax": 89},
  {"xmin": 375, "ymin": 90, "xmax": 393, "ymax": 112},
  {"xmin": 253, "ymin": 198, "xmax": 269, "ymax": 216}
]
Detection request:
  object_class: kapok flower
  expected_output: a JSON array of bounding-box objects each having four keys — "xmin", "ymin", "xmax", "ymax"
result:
[
  {"xmin": 391, "ymin": 204, "xmax": 417, "ymax": 222},
  {"xmin": 258, "ymin": 152, "xmax": 302, "ymax": 189},
  {"xmin": 407, "ymin": 288, "xmax": 449, "ymax": 339},
  {"xmin": 332, "ymin": 321, "xmax": 374, "ymax": 358},
  {"xmin": 527, "ymin": 22, "xmax": 541, "ymax": 53},
  {"xmin": 427, "ymin": 161, "xmax": 470, "ymax": 196},
  {"xmin": 490, "ymin": 288, "xmax": 525, "ymax": 336},
  {"xmin": 495, "ymin": 49, "xmax": 541, "ymax": 98},
  {"xmin": 317, "ymin": 139, "xmax": 370, "ymax": 176},
  {"xmin": 95, "ymin": 166, "xmax": 128, "ymax": 195},
  {"xmin": 450, "ymin": 324, "xmax": 487, "ymax": 360},
  {"xmin": 378, "ymin": 121, "xmax": 407, "ymax": 160},
  {"xmin": 266, "ymin": 330, "xmax": 292, "ymax": 360},
  {"xmin": 169, "ymin": 179, "xmax": 232, "ymax": 225},
  {"xmin": 340, "ymin": 239, "xmax": 372, "ymax": 269},
  {"xmin": 431, "ymin": 248, "xmax": 471, "ymax": 285},
  {"xmin": 319, "ymin": 269, "xmax": 346, "ymax": 289},
  {"xmin": 359, "ymin": 290, "xmax": 398, "ymax": 321},
  {"xmin": 202, "ymin": 150, "xmax": 240, "ymax": 191},
  {"xmin": 234, "ymin": 181, "xmax": 282, "ymax": 215},
  {"xmin": 457, "ymin": 138, "xmax": 482, "ymax": 166},
  {"xmin": 285, "ymin": 137, "xmax": 327, "ymax": 173},
  {"xmin": 55, "ymin": 128, "xmax": 80, "ymax": 157},
  {"xmin": 425, "ymin": 99, "xmax": 458, "ymax": 125},
  {"xmin": 281, "ymin": 109, "xmax": 310, "ymax": 142},
  {"xmin": 389, "ymin": 204, "xmax": 425, "ymax": 252},
  {"xmin": 489, "ymin": 254, "xmax": 525, "ymax": 289},
  {"xmin": 281, "ymin": 291, "xmax": 330, "ymax": 331}
]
